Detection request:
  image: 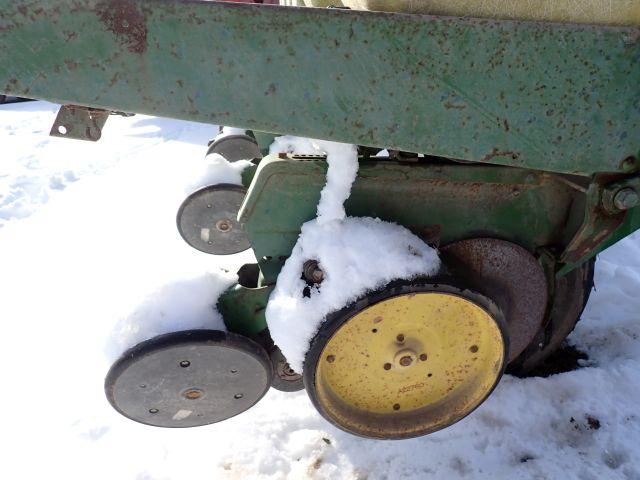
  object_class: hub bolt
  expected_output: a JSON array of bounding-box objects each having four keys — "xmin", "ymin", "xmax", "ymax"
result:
[
  {"xmin": 216, "ymin": 219, "xmax": 233, "ymax": 232},
  {"xmin": 303, "ymin": 260, "xmax": 324, "ymax": 284},
  {"xmin": 613, "ymin": 188, "xmax": 639, "ymax": 211},
  {"xmin": 183, "ymin": 389, "xmax": 203, "ymax": 400},
  {"xmin": 394, "ymin": 349, "xmax": 417, "ymax": 367},
  {"xmin": 399, "ymin": 356, "xmax": 413, "ymax": 367}
]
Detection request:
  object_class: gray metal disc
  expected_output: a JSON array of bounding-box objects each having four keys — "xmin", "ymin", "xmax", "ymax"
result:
[
  {"xmin": 105, "ymin": 330, "xmax": 272, "ymax": 428},
  {"xmin": 177, "ymin": 184, "xmax": 250, "ymax": 255},
  {"xmin": 207, "ymin": 134, "xmax": 261, "ymax": 162}
]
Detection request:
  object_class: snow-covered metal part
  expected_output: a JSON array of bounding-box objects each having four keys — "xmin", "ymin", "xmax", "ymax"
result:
[{"xmin": 265, "ymin": 140, "xmax": 440, "ymax": 372}]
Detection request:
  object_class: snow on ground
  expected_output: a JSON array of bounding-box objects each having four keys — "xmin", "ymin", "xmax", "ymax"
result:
[{"xmin": 1, "ymin": 102, "xmax": 640, "ymax": 480}]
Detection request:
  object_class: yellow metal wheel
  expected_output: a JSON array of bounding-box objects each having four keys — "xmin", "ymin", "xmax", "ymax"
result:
[{"xmin": 304, "ymin": 282, "xmax": 507, "ymax": 439}]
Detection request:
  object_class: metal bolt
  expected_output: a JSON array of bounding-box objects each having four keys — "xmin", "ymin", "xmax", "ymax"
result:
[
  {"xmin": 396, "ymin": 334, "xmax": 405, "ymax": 343},
  {"xmin": 399, "ymin": 355, "xmax": 413, "ymax": 367},
  {"xmin": 326, "ymin": 354, "xmax": 335, "ymax": 363},
  {"xmin": 180, "ymin": 360, "xmax": 191, "ymax": 368},
  {"xmin": 613, "ymin": 188, "xmax": 639, "ymax": 211},
  {"xmin": 469, "ymin": 345, "xmax": 479, "ymax": 353},
  {"xmin": 234, "ymin": 393, "xmax": 244, "ymax": 399},
  {"xmin": 383, "ymin": 363, "xmax": 392, "ymax": 370},
  {"xmin": 184, "ymin": 389, "xmax": 203, "ymax": 400},
  {"xmin": 419, "ymin": 353, "xmax": 428, "ymax": 361},
  {"xmin": 149, "ymin": 408, "xmax": 159, "ymax": 414},
  {"xmin": 303, "ymin": 260, "xmax": 324, "ymax": 284},
  {"xmin": 393, "ymin": 403, "xmax": 400, "ymax": 411},
  {"xmin": 216, "ymin": 219, "xmax": 233, "ymax": 232}
]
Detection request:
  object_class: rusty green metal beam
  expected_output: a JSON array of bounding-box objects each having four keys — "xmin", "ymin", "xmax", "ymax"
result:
[{"xmin": 1, "ymin": 0, "xmax": 639, "ymax": 175}]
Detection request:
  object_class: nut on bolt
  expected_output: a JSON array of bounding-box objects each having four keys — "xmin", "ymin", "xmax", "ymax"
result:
[
  {"xmin": 303, "ymin": 260, "xmax": 324, "ymax": 284},
  {"xmin": 613, "ymin": 188, "xmax": 639, "ymax": 211}
]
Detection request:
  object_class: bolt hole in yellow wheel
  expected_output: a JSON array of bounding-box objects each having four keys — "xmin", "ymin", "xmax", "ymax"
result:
[{"xmin": 303, "ymin": 280, "xmax": 508, "ymax": 439}]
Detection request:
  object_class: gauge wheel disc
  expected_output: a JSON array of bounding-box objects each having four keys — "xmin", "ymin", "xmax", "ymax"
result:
[
  {"xmin": 105, "ymin": 330, "xmax": 272, "ymax": 428},
  {"xmin": 176, "ymin": 184, "xmax": 250, "ymax": 255},
  {"xmin": 304, "ymin": 281, "xmax": 507, "ymax": 439}
]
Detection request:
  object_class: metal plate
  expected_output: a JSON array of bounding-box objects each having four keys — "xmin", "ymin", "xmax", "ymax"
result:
[
  {"xmin": 49, "ymin": 105, "xmax": 110, "ymax": 142},
  {"xmin": 105, "ymin": 330, "xmax": 272, "ymax": 428},
  {"xmin": 207, "ymin": 134, "xmax": 261, "ymax": 162},
  {"xmin": 441, "ymin": 238, "xmax": 548, "ymax": 362},
  {"xmin": 177, "ymin": 184, "xmax": 250, "ymax": 255}
]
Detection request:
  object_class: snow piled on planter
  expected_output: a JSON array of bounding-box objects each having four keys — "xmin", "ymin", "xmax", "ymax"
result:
[
  {"xmin": 269, "ymin": 135, "xmax": 324, "ymax": 155},
  {"xmin": 2, "ymin": 103, "xmax": 640, "ymax": 480},
  {"xmin": 266, "ymin": 140, "xmax": 440, "ymax": 371},
  {"xmin": 106, "ymin": 271, "xmax": 235, "ymax": 362}
]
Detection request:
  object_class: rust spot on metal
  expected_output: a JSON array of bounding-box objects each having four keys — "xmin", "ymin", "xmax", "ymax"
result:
[
  {"xmin": 408, "ymin": 224, "xmax": 441, "ymax": 246},
  {"xmin": 443, "ymin": 102, "xmax": 465, "ymax": 110},
  {"xmin": 482, "ymin": 149, "xmax": 520, "ymax": 163},
  {"xmin": 96, "ymin": 0, "xmax": 147, "ymax": 54},
  {"xmin": 183, "ymin": 389, "xmax": 203, "ymax": 400},
  {"xmin": 64, "ymin": 59, "xmax": 78, "ymax": 70}
]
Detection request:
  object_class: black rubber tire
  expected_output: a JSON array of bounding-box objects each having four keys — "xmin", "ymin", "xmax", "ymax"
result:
[{"xmin": 507, "ymin": 258, "xmax": 595, "ymax": 376}]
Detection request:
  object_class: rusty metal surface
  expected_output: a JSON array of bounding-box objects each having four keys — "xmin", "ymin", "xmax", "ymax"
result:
[
  {"xmin": 442, "ymin": 238, "xmax": 548, "ymax": 362},
  {"xmin": 1, "ymin": 1, "xmax": 638, "ymax": 174},
  {"xmin": 559, "ymin": 174, "xmax": 628, "ymax": 267},
  {"xmin": 240, "ymin": 157, "xmax": 581, "ymax": 284}
]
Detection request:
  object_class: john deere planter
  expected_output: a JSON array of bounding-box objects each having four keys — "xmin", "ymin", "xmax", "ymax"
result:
[{"xmin": 1, "ymin": 0, "xmax": 637, "ymax": 439}]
